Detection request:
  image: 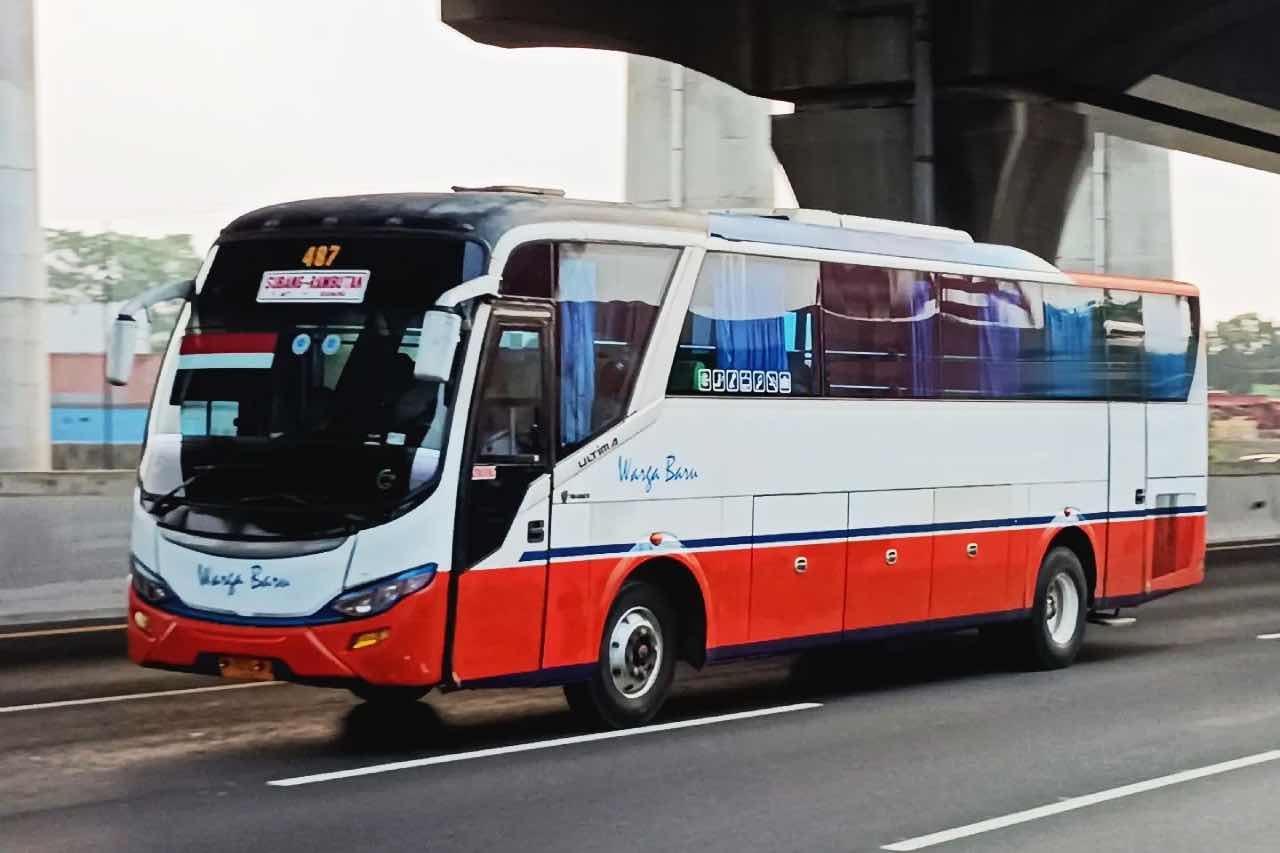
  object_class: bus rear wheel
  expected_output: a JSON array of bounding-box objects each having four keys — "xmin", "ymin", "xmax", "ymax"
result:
[
  {"xmin": 565, "ymin": 581, "xmax": 677, "ymax": 729},
  {"xmin": 1021, "ymin": 546, "xmax": 1088, "ymax": 670}
]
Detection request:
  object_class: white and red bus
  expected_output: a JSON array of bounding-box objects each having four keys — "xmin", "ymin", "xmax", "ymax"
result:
[{"xmin": 112, "ymin": 190, "xmax": 1206, "ymax": 726}]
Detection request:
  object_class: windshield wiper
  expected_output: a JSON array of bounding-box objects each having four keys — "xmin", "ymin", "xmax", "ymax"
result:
[{"xmin": 143, "ymin": 432, "xmax": 320, "ymax": 518}]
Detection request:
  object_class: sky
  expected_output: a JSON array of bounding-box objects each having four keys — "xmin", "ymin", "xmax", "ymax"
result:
[{"xmin": 32, "ymin": 0, "xmax": 1280, "ymax": 323}]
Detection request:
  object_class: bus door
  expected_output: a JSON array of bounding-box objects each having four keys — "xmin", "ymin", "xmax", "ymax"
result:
[
  {"xmin": 450, "ymin": 302, "xmax": 555, "ymax": 682},
  {"xmin": 1105, "ymin": 402, "xmax": 1150, "ymax": 599}
]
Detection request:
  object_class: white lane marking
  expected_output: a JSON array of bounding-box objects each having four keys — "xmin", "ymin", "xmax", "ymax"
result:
[
  {"xmin": 0, "ymin": 680, "xmax": 283, "ymax": 714},
  {"xmin": 882, "ymin": 749, "xmax": 1280, "ymax": 850},
  {"xmin": 269, "ymin": 701, "xmax": 823, "ymax": 787},
  {"xmin": 1257, "ymin": 633, "xmax": 1280, "ymax": 640},
  {"xmin": 0, "ymin": 623, "xmax": 126, "ymax": 640}
]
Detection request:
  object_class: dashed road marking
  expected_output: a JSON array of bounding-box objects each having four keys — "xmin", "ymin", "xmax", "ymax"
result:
[
  {"xmin": 269, "ymin": 702, "xmax": 823, "ymax": 787},
  {"xmin": 883, "ymin": 749, "xmax": 1280, "ymax": 850},
  {"xmin": 0, "ymin": 681, "xmax": 283, "ymax": 714}
]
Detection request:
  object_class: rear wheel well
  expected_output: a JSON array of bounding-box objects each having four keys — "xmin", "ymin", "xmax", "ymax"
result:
[
  {"xmin": 1046, "ymin": 527, "xmax": 1097, "ymax": 605},
  {"xmin": 624, "ymin": 559, "xmax": 708, "ymax": 668}
]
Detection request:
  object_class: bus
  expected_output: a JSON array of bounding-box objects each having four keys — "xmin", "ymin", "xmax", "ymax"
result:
[{"xmin": 111, "ymin": 189, "xmax": 1207, "ymax": 727}]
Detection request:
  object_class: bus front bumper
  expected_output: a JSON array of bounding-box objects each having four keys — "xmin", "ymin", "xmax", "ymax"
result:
[{"xmin": 126, "ymin": 577, "xmax": 450, "ymax": 688}]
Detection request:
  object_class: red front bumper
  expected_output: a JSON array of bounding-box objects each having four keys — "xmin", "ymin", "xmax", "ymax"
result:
[{"xmin": 127, "ymin": 573, "xmax": 450, "ymax": 687}]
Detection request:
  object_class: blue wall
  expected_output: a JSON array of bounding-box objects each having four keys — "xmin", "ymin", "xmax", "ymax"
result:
[{"xmin": 51, "ymin": 407, "xmax": 148, "ymax": 444}]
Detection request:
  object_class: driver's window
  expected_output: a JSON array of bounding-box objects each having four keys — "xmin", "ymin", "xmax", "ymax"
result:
[{"xmin": 474, "ymin": 327, "xmax": 545, "ymax": 460}]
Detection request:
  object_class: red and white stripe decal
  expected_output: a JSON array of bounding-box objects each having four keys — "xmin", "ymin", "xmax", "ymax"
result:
[{"xmin": 178, "ymin": 332, "xmax": 277, "ymax": 370}]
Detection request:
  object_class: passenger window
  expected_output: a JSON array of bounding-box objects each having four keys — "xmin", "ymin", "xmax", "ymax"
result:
[
  {"xmin": 1039, "ymin": 283, "xmax": 1107, "ymax": 399},
  {"xmin": 667, "ymin": 253, "xmax": 819, "ymax": 396},
  {"xmin": 1105, "ymin": 290, "xmax": 1145, "ymax": 401},
  {"xmin": 821, "ymin": 263, "xmax": 937, "ymax": 398},
  {"xmin": 473, "ymin": 328, "xmax": 545, "ymax": 460},
  {"xmin": 1143, "ymin": 293, "xmax": 1198, "ymax": 401},
  {"xmin": 554, "ymin": 243, "xmax": 679, "ymax": 451},
  {"xmin": 939, "ymin": 276, "xmax": 1043, "ymax": 398}
]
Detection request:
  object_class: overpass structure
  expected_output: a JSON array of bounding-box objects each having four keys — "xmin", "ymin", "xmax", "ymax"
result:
[{"xmin": 443, "ymin": 0, "xmax": 1280, "ymax": 261}]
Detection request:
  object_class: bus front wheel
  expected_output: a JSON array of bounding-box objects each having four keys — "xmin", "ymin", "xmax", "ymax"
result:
[{"xmin": 565, "ymin": 582, "xmax": 678, "ymax": 729}]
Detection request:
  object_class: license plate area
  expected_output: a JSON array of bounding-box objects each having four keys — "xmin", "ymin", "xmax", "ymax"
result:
[{"xmin": 218, "ymin": 655, "xmax": 275, "ymax": 681}]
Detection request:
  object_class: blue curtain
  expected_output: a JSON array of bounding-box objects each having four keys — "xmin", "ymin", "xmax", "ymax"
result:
[
  {"xmin": 714, "ymin": 317, "xmax": 788, "ymax": 372},
  {"xmin": 1148, "ymin": 352, "xmax": 1189, "ymax": 401},
  {"xmin": 1044, "ymin": 304, "xmax": 1100, "ymax": 398},
  {"xmin": 559, "ymin": 300, "xmax": 596, "ymax": 445},
  {"xmin": 979, "ymin": 289, "xmax": 1021, "ymax": 397},
  {"xmin": 909, "ymin": 278, "xmax": 937, "ymax": 397}
]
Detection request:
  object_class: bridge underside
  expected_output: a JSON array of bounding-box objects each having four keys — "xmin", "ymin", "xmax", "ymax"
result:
[{"xmin": 443, "ymin": 0, "xmax": 1280, "ymax": 259}]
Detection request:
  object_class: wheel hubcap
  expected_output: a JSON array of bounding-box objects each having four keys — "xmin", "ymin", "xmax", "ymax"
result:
[
  {"xmin": 1045, "ymin": 572, "xmax": 1080, "ymax": 646},
  {"xmin": 608, "ymin": 606, "xmax": 663, "ymax": 698}
]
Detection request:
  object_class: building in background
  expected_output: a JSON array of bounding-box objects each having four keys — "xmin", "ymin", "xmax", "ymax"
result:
[{"xmin": 46, "ymin": 303, "xmax": 157, "ymax": 469}]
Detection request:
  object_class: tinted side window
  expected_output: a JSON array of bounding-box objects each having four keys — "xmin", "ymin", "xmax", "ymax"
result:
[
  {"xmin": 1040, "ymin": 283, "xmax": 1107, "ymax": 399},
  {"xmin": 473, "ymin": 329, "xmax": 545, "ymax": 459},
  {"xmin": 555, "ymin": 243, "xmax": 679, "ymax": 450},
  {"xmin": 1105, "ymin": 289, "xmax": 1145, "ymax": 401},
  {"xmin": 667, "ymin": 253, "xmax": 819, "ymax": 396},
  {"xmin": 1143, "ymin": 293, "xmax": 1198, "ymax": 401},
  {"xmin": 501, "ymin": 242, "xmax": 554, "ymax": 298},
  {"xmin": 939, "ymin": 276, "xmax": 1043, "ymax": 398},
  {"xmin": 821, "ymin": 264, "xmax": 937, "ymax": 398}
]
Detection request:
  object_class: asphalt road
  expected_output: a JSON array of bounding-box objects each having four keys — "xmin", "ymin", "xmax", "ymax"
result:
[{"xmin": 4, "ymin": 548, "xmax": 1280, "ymax": 853}]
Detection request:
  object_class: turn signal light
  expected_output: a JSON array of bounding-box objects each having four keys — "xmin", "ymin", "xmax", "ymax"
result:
[{"xmin": 350, "ymin": 628, "xmax": 391, "ymax": 650}]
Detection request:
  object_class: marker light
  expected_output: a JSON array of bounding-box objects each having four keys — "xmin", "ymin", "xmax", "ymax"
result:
[
  {"xmin": 329, "ymin": 564, "xmax": 437, "ymax": 619},
  {"xmin": 130, "ymin": 557, "xmax": 174, "ymax": 604},
  {"xmin": 350, "ymin": 628, "xmax": 391, "ymax": 650}
]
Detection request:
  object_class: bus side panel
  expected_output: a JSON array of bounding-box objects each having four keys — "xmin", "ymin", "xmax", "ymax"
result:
[
  {"xmin": 930, "ymin": 486, "xmax": 1014, "ymax": 618},
  {"xmin": 845, "ymin": 489, "xmax": 933, "ymax": 630},
  {"xmin": 452, "ymin": 564, "xmax": 547, "ymax": 681},
  {"xmin": 747, "ymin": 493, "xmax": 846, "ymax": 643}
]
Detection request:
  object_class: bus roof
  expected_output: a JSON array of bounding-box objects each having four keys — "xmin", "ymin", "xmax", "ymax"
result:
[
  {"xmin": 1066, "ymin": 271, "xmax": 1200, "ymax": 298},
  {"xmin": 221, "ymin": 190, "xmax": 1063, "ymax": 277}
]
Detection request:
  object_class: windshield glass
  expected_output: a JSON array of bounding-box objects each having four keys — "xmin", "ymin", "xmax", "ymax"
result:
[{"xmin": 139, "ymin": 234, "xmax": 482, "ymax": 539}]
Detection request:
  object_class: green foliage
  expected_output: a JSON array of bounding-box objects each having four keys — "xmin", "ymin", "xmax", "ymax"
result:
[
  {"xmin": 1207, "ymin": 313, "xmax": 1280, "ymax": 394},
  {"xmin": 45, "ymin": 229, "xmax": 202, "ymax": 347}
]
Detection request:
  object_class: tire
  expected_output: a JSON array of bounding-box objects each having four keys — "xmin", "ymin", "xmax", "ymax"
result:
[
  {"xmin": 349, "ymin": 684, "xmax": 429, "ymax": 705},
  {"xmin": 564, "ymin": 581, "xmax": 678, "ymax": 729},
  {"xmin": 1020, "ymin": 546, "xmax": 1088, "ymax": 670}
]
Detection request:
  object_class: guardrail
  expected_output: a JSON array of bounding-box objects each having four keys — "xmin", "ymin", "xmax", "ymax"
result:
[{"xmin": 1, "ymin": 471, "xmax": 1277, "ymax": 628}]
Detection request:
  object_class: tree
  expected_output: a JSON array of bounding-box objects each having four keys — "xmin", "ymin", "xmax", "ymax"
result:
[
  {"xmin": 1207, "ymin": 313, "xmax": 1280, "ymax": 394},
  {"xmin": 45, "ymin": 229, "xmax": 202, "ymax": 347}
]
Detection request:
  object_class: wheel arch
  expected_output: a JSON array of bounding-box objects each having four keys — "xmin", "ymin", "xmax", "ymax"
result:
[
  {"xmin": 607, "ymin": 556, "xmax": 709, "ymax": 669},
  {"xmin": 1041, "ymin": 525, "xmax": 1099, "ymax": 606}
]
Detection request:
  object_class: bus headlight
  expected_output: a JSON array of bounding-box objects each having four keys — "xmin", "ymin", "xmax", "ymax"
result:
[
  {"xmin": 130, "ymin": 557, "xmax": 174, "ymax": 604},
  {"xmin": 329, "ymin": 564, "xmax": 437, "ymax": 619}
]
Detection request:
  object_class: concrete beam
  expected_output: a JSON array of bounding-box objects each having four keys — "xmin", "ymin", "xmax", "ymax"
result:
[{"xmin": 0, "ymin": 0, "xmax": 50, "ymax": 471}]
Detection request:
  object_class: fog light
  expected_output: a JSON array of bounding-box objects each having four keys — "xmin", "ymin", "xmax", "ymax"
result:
[
  {"xmin": 350, "ymin": 628, "xmax": 391, "ymax": 650},
  {"xmin": 133, "ymin": 610, "xmax": 150, "ymax": 631}
]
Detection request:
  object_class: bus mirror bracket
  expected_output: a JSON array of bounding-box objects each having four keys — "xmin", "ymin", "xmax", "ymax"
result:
[
  {"xmin": 415, "ymin": 308, "xmax": 463, "ymax": 383},
  {"xmin": 106, "ymin": 277, "xmax": 195, "ymax": 386}
]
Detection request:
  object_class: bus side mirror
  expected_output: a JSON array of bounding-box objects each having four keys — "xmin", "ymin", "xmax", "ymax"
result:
[
  {"xmin": 106, "ymin": 316, "xmax": 138, "ymax": 386},
  {"xmin": 414, "ymin": 309, "xmax": 462, "ymax": 383}
]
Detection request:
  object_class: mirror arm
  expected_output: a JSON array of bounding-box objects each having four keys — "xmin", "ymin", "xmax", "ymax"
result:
[{"xmin": 115, "ymin": 278, "xmax": 195, "ymax": 323}]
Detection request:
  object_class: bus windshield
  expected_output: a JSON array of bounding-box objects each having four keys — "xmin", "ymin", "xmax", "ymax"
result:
[{"xmin": 139, "ymin": 234, "xmax": 481, "ymax": 540}]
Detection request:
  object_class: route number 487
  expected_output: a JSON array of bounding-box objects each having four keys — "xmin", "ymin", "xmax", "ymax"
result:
[{"xmin": 301, "ymin": 244, "xmax": 342, "ymax": 268}]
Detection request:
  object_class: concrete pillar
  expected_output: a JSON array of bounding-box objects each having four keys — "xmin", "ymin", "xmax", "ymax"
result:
[
  {"xmin": 625, "ymin": 56, "xmax": 774, "ymax": 210},
  {"xmin": 1056, "ymin": 134, "xmax": 1174, "ymax": 278},
  {"xmin": 774, "ymin": 94, "xmax": 1089, "ymax": 261},
  {"xmin": 0, "ymin": 0, "xmax": 49, "ymax": 470}
]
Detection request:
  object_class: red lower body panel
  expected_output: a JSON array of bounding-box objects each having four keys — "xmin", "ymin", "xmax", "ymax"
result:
[{"xmin": 127, "ymin": 574, "xmax": 450, "ymax": 687}]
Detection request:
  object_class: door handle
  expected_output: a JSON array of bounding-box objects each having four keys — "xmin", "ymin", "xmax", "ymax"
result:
[
  {"xmin": 527, "ymin": 519, "xmax": 545, "ymax": 544},
  {"xmin": 966, "ymin": 543, "xmax": 978, "ymax": 558},
  {"xmin": 1135, "ymin": 488, "xmax": 1146, "ymax": 505},
  {"xmin": 794, "ymin": 556, "xmax": 808, "ymax": 574},
  {"xmin": 885, "ymin": 548, "xmax": 898, "ymax": 566}
]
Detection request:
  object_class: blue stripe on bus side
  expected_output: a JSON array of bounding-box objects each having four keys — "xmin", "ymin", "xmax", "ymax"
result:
[{"xmin": 515, "ymin": 505, "xmax": 1207, "ymax": 564}]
